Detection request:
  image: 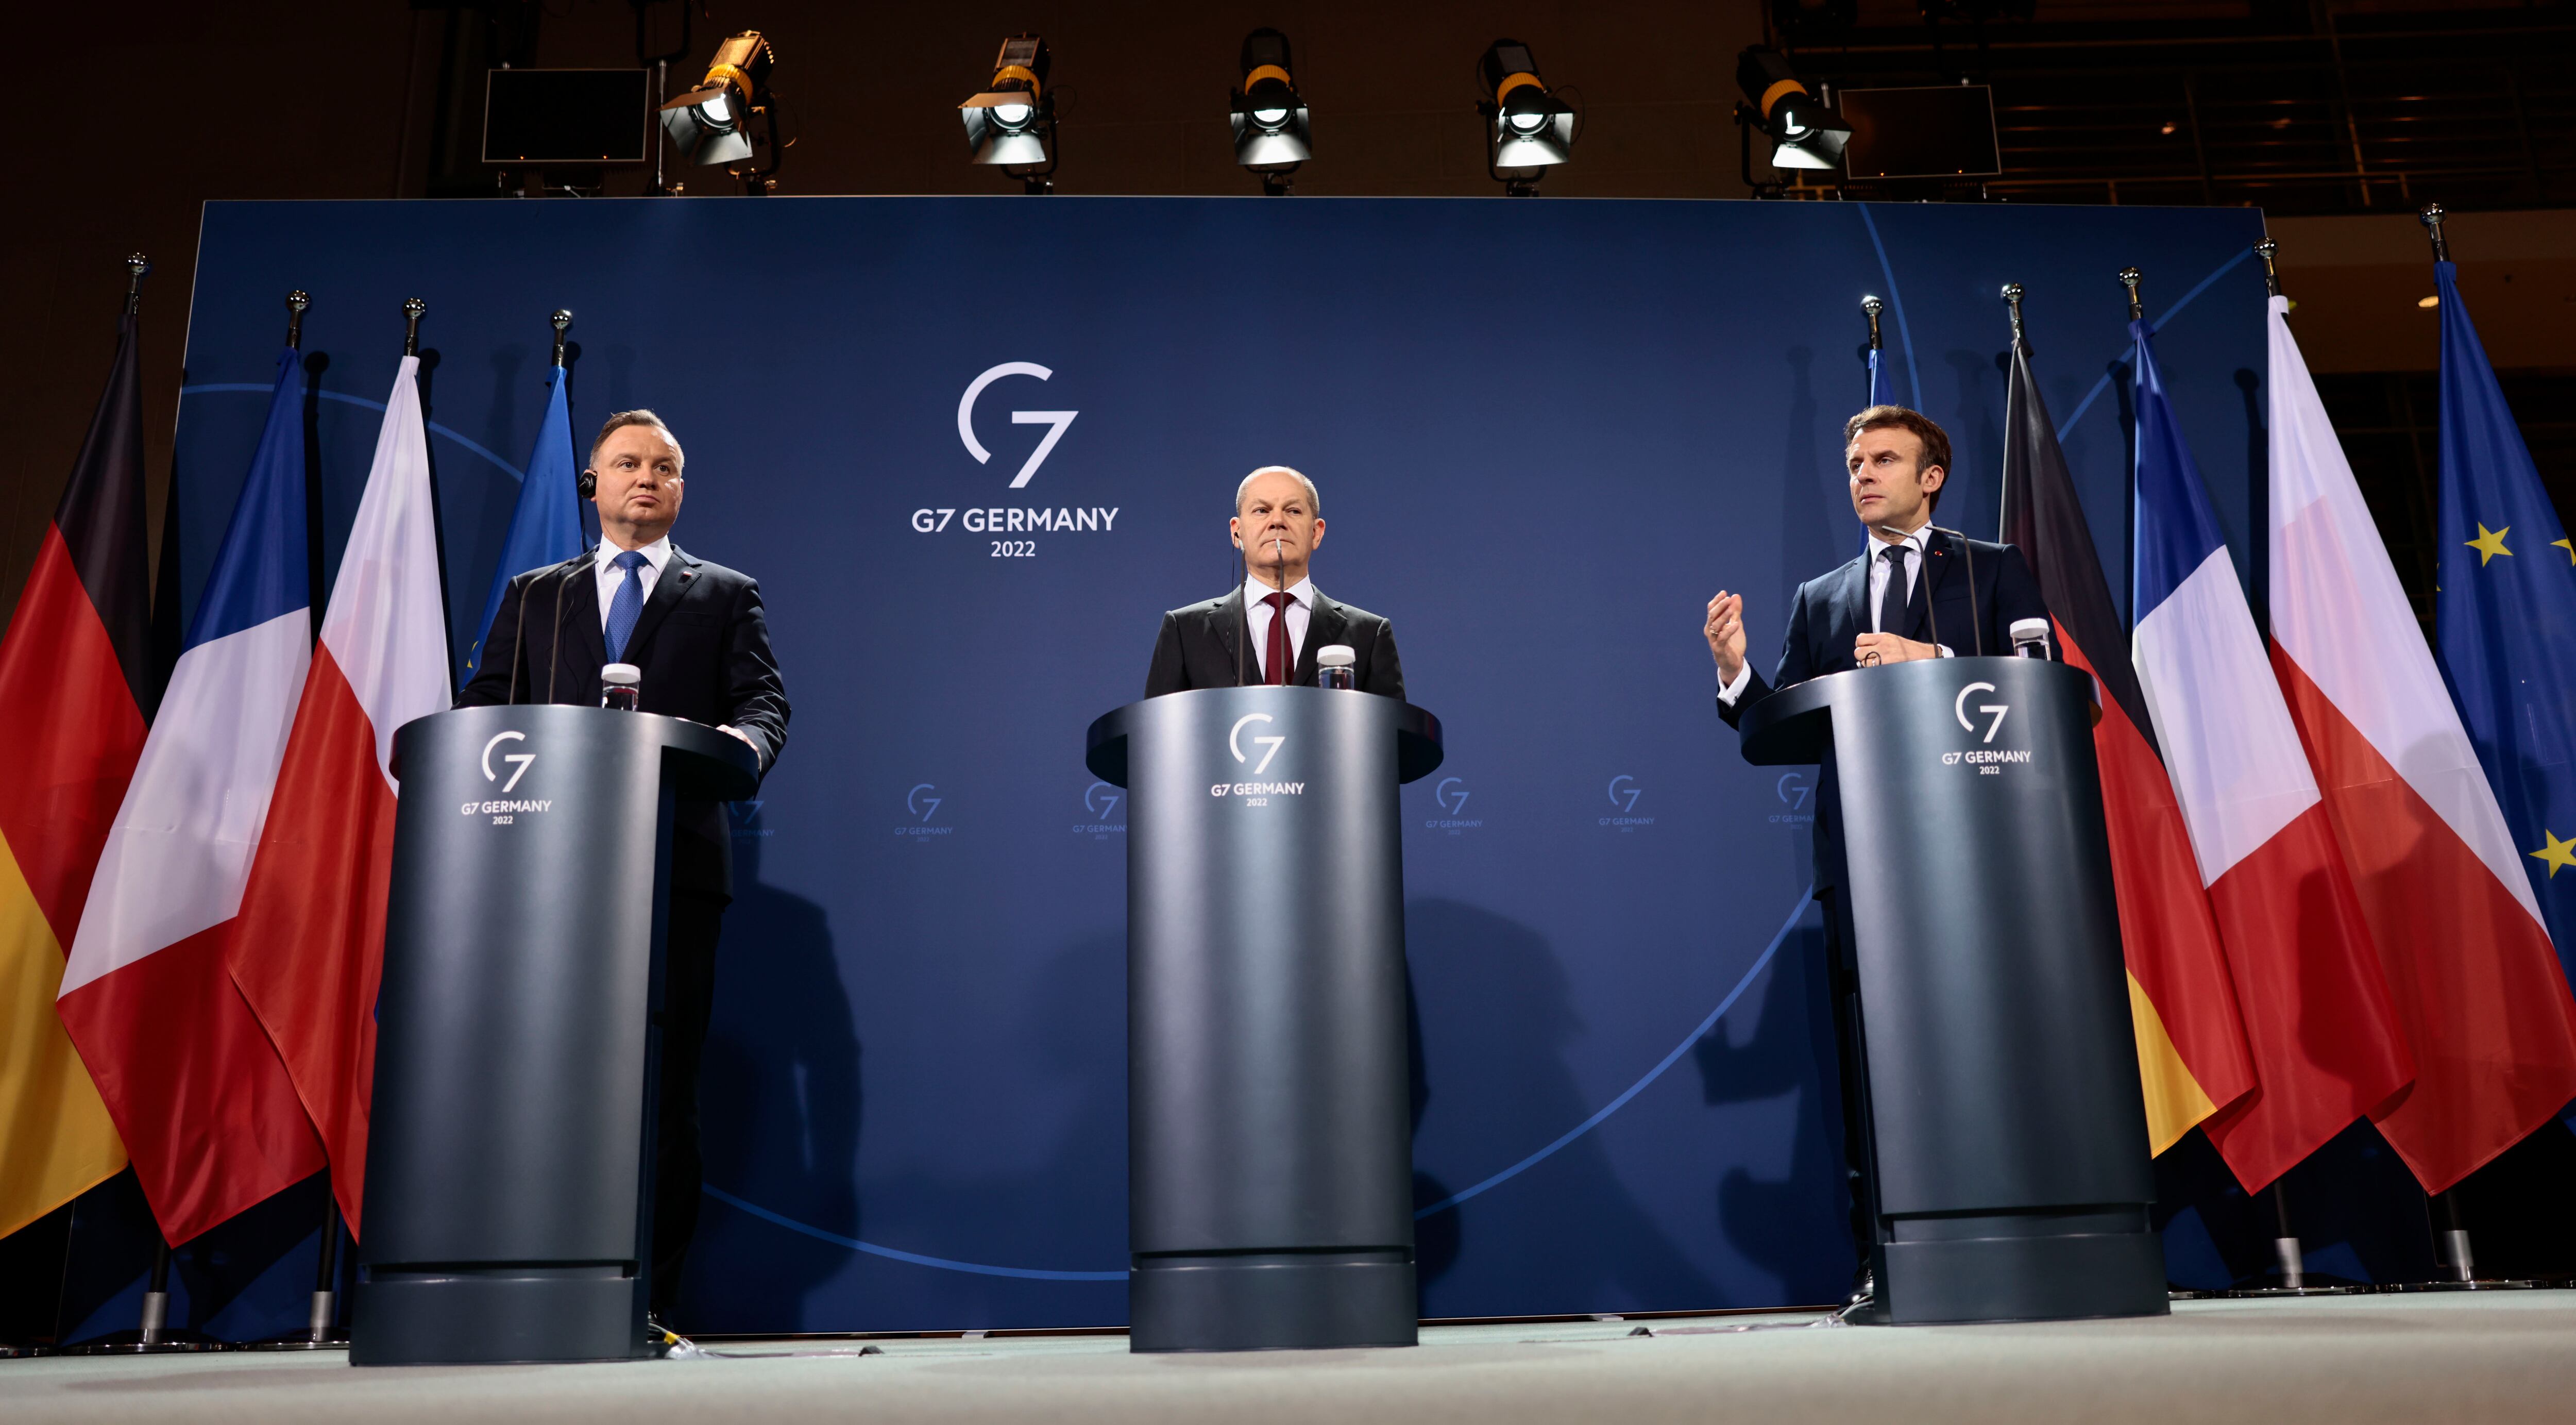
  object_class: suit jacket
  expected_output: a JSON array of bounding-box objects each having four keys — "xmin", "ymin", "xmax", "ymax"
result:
[
  {"xmin": 1145, "ymin": 585, "xmax": 1406, "ymax": 700},
  {"xmin": 1717, "ymin": 528, "xmax": 2050, "ymax": 887},
  {"xmin": 456, "ymin": 544, "xmax": 790, "ymax": 901}
]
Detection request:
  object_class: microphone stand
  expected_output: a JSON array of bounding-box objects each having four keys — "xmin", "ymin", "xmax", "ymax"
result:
[{"xmin": 1269, "ymin": 537, "xmax": 1291, "ymax": 686}]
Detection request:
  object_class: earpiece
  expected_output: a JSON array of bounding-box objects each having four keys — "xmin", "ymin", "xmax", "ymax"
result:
[{"xmin": 578, "ymin": 468, "xmax": 597, "ymax": 499}]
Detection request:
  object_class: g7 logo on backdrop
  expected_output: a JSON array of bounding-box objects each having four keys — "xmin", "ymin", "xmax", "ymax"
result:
[{"xmin": 958, "ymin": 362, "xmax": 1078, "ymax": 488}]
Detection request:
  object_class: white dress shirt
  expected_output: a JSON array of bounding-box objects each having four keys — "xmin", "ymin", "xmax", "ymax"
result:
[
  {"xmin": 596, "ymin": 535, "xmax": 673, "ymax": 633},
  {"xmin": 1718, "ymin": 523, "xmax": 1950, "ymax": 705},
  {"xmin": 1244, "ymin": 576, "xmax": 1315, "ymax": 681}
]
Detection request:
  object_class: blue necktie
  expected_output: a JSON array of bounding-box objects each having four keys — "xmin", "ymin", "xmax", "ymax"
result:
[{"xmin": 604, "ymin": 550, "xmax": 648, "ymax": 663}]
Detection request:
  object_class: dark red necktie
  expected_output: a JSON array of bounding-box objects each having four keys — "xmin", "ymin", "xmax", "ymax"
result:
[{"xmin": 1263, "ymin": 591, "xmax": 1293, "ymax": 685}]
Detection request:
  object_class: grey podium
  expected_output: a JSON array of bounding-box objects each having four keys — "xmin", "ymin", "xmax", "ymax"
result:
[
  {"xmin": 351, "ymin": 704, "xmax": 757, "ymax": 1366},
  {"xmin": 1088, "ymin": 686, "xmax": 1442, "ymax": 1352},
  {"xmin": 1739, "ymin": 657, "xmax": 2166, "ymax": 1325}
]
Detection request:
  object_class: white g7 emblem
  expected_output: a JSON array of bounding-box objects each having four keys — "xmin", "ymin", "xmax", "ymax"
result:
[
  {"xmin": 1955, "ymin": 681, "xmax": 2008, "ymax": 744},
  {"xmin": 1229, "ymin": 713, "xmax": 1285, "ymax": 776},
  {"xmin": 958, "ymin": 362, "xmax": 1077, "ymax": 489},
  {"xmin": 481, "ymin": 730, "xmax": 534, "ymax": 793}
]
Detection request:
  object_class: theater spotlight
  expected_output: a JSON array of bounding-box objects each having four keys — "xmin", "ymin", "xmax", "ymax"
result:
[
  {"xmin": 1478, "ymin": 40, "xmax": 1575, "ymax": 195},
  {"xmin": 1231, "ymin": 28, "xmax": 1310, "ymax": 195},
  {"xmin": 659, "ymin": 31, "xmax": 773, "ymax": 171},
  {"xmin": 1736, "ymin": 46, "xmax": 1850, "ymax": 172},
  {"xmin": 961, "ymin": 35, "xmax": 1057, "ymax": 194}
]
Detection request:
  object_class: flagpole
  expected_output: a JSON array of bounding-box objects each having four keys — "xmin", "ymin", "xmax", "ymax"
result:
[
  {"xmin": 1998, "ymin": 282, "xmax": 2025, "ymax": 545},
  {"xmin": 1861, "ymin": 293, "xmax": 1884, "ymax": 407},
  {"xmin": 2118, "ymin": 266, "xmax": 2143, "ymax": 636}
]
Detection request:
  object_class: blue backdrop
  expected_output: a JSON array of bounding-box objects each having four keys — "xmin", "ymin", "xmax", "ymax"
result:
[{"xmin": 157, "ymin": 194, "xmax": 2271, "ymax": 1334}]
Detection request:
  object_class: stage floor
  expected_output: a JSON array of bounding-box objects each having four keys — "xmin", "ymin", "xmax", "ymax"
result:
[{"xmin": 7, "ymin": 1293, "xmax": 2573, "ymax": 1423}]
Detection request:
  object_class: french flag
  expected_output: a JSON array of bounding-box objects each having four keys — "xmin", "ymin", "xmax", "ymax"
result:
[
  {"xmin": 228, "ymin": 351, "xmax": 452, "ymax": 1234},
  {"xmin": 57, "ymin": 347, "xmax": 326, "ymax": 1243},
  {"xmin": 2263, "ymin": 291, "xmax": 2576, "ymax": 1193},
  {"xmin": 2127, "ymin": 314, "xmax": 2415, "ymax": 1191}
]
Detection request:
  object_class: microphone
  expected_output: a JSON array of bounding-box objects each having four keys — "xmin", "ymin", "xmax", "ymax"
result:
[{"xmin": 545, "ymin": 555, "xmax": 586, "ymax": 705}]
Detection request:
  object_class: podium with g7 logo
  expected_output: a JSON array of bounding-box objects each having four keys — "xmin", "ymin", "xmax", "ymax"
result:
[
  {"xmin": 1088, "ymin": 686, "xmax": 1442, "ymax": 1352},
  {"xmin": 1740, "ymin": 657, "xmax": 2166, "ymax": 1325},
  {"xmin": 351, "ymin": 705, "xmax": 757, "ymax": 1365}
]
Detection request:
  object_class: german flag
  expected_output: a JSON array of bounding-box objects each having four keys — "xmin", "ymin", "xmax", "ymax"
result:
[
  {"xmin": 1998, "ymin": 330, "xmax": 2257, "ymax": 1154},
  {"xmin": 0, "ymin": 267, "xmax": 157, "ymax": 1235}
]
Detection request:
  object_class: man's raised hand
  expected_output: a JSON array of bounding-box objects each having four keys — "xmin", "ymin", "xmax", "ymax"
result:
[{"xmin": 1705, "ymin": 591, "xmax": 1747, "ymax": 684}]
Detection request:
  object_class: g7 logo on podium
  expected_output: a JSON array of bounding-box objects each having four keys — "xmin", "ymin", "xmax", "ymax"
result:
[
  {"xmin": 481, "ymin": 730, "xmax": 534, "ymax": 793},
  {"xmin": 1955, "ymin": 682, "xmax": 2008, "ymax": 744},
  {"xmin": 1229, "ymin": 713, "xmax": 1285, "ymax": 776},
  {"xmin": 958, "ymin": 362, "xmax": 1078, "ymax": 489}
]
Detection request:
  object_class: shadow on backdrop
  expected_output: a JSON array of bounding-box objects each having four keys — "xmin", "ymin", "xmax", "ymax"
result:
[
  {"xmin": 1404, "ymin": 897, "xmax": 1722, "ymax": 1315},
  {"xmin": 1692, "ymin": 898, "xmax": 1853, "ymax": 1305},
  {"xmin": 687, "ymin": 805, "xmax": 861, "ymax": 1331}
]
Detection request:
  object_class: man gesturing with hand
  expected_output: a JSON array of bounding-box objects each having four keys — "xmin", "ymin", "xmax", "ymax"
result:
[{"xmin": 1700, "ymin": 405, "xmax": 2046, "ymax": 1311}]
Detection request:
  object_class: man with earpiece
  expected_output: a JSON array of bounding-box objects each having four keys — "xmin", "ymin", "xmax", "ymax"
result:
[
  {"xmin": 1700, "ymin": 405, "xmax": 2049, "ymax": 1312},
  {"xmin": 1144, "ymin": 464, "xmax": 1405, "ymax": 699},
  {"xmin": 456, "ymin": 408, "xmax": 789, "ymax": 1329}
]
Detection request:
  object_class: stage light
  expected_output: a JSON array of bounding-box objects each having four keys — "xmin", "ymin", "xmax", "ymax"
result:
[
  {"xmin": 1478, "ymin": 40, "xmax": 1575, "ymax": 195},
  {"xmin": 961, "ymin": 35, "xmax": 1057, "ymax": 193},
  {"xmin": 659, "ymin": 31, "xmax": 774, "ymax": 170},
  {"xmin": 1736, "ymin": 46, "xmax": 1850, "ymax": 172},
  {"xmin": 1231, "ymin": 28, "xmax": 1310, "ymax": 195}
]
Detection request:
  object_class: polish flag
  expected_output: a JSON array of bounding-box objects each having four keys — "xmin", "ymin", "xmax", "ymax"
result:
[
  {"xmin": 228, "ymin": 353, "xmax": 452, "ymax": 1233},
  {"xmin": 2264, "ymin": 292, "xmax": 2576, "ymax": 1193},
  {"xmin": 2127, "ymin": 314, "xmax": 2415, "ymax": 1192},
  {"xmin": 58, "ymin": 348, "xmax": 327, "ymax": 1243}
]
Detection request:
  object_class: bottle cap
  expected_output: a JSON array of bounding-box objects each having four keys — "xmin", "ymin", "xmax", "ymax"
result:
[
  {"xmin": 1315, "ymin": 644, "xmax": 1356, "ymax": 667},
  {"xmin": 2009, "ymin": 618, "xmax": 2049, "ymax": 642},
  {"xmin": 602, "ymin": 662, "xmax": 642, "ymax": 685}
]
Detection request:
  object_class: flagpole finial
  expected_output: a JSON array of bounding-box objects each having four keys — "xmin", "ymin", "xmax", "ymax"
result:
[
  {"xmin": 1860, "ymin": 295, "xmax": 1885, "ymax": 350},
  {"xmin": 124, "ymin": 254, "xmax": 150, "ymax": 316},
  {"xmin": 2253, "ymin": 240, "xmax": 2281, "ymax": 298},
  {"xmin": 2420, "ymin": 203, "xmax": 2450, "ymax": 262},
  {"xmin": 402, "ymin": 297, "xmax": 426, "ymax": 356},
  {"xmin": 550, "ymin": 308, "xmax": 573, "ymax": 368},
  {"xmin": 2117, "ymin": 266, "xmax": 2144, "ymax": 321},
  {"xmin": 286, "ymin": 290, "xmax": 310, "ymax": 349},
  {"xmin": 2000, "ymin": 282, "xmax": 2025, "ymax": 346}
]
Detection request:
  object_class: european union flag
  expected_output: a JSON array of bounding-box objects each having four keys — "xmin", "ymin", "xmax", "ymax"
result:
[
  {"xmin": 2432, "ymin": 259, "xmax": 2576, "ymax": 989},
  {"xmin": 465, "ymin": 363, "xmax": 586, "ymax": 674}
]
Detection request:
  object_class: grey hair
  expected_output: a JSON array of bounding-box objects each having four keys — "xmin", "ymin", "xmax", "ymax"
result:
[
  {"xmin": 589, "ymin": 409, "xmax": 685, "ymax": 472},
  {"xmin": 1235, "ymin": 464, "xmax": 1320, "ymax": 517}
]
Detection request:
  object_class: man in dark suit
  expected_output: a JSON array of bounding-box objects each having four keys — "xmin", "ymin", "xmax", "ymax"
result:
[
  {"xmin": 1701, "ymin": 405, "xmax": 2048, "ymax": 1307},
  {"xmin": 456, "ymin": 409, "xmax": 789, "ymax": 1324},
  {"xmin": 1145, "ymin": 465, "xmax": 1405, "ymax": 699}
]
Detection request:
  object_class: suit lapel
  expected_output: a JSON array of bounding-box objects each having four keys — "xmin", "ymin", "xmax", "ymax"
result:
[
  {"xmin": 1208, "ymin": 587, "xmax": 1248, "ymax": 686},
  {"xmin": 1919, "ymin": 529, "xmax": 1957, "ymax": 647},
  {"xmin": 1834, "ymin": 553, "xmax": 1872, "ymax": 648},
  {"xmin": 1295, "ymin": 590, "xmax": 1345, "ymax": 687},
  {"xmin": 619, "ymin": 545, "xmax": 703, "ymax": 663}
]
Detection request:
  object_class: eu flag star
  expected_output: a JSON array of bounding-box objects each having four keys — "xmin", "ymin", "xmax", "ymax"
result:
[
  {"xmin": 2467, "ymin": 524, "xmax": 2514, "ymax": 565},
  {"xmin": 2556, "ymin": 537, "xmax": 2574, "ymax": 564},
  {"xmin": 2532, "ymin": 830, "xmax": 2576, "ymax": 878}
]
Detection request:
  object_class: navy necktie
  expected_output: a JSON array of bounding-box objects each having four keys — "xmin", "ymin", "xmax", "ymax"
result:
[
  {"xmin": 1875, "ymin": 543, "xmax": 1913, "ymax": 640},
  {"xmin": 604, "ymin": 550, "xmax": 648, "ymax": 663}
]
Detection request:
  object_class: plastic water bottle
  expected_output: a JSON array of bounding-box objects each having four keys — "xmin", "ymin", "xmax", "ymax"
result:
[
  {"xmin": 1315, "ymin": 644, "xmax": 1357, "ymax": 690},
  {"xmin": 2010, "ymin": 618, "xmax": 2052, "ymax": 660},
  {"xmin": 601, "ymin": 662, "xmax": 642, "ymax": 711}
]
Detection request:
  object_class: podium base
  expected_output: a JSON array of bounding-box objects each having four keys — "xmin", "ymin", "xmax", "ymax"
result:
[
  {"xmin": 1130, "ymin": 1251, "xmax": 1417, "ymax": 1352},
  {"xmin": 1879, "ymin": 1222, "xmax": 2169, "ymax": 1325},
  {"xmin": 350, "ymin": 1268, "xmax": 647, "ymax": 1365}
]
